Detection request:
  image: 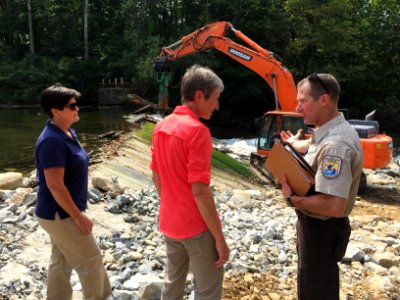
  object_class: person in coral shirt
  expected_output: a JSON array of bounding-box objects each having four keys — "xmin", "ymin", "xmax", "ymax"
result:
[{"xmin": 150, "ymin": 65, "xmax": 230, "ymax": 300}]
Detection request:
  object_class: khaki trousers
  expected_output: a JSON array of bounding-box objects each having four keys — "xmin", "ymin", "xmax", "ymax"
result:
[
  {"xmin": 162, "ymin": 230, "xmax": 224, "ymax": 300},
  {"xmin": 38, "ymin": 214, "xmax": 111, "ymax": 300}
]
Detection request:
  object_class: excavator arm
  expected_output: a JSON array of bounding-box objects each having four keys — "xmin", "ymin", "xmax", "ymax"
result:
[
  {"xmin": 155, "ymin": 21, "xmax": 297, "ymax": 111},
  {"xmin": 154, "ymin": 21, "xmax": 393, "ymax": 180}
]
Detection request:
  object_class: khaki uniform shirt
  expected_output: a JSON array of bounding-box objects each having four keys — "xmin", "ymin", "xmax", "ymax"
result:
[{"xmin": 302, "ymin": 113, "xmax": 363, "ymax": 220}]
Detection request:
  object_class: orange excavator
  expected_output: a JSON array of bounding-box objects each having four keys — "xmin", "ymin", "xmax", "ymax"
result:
[{"xmin": 154, "ymin": 21, "xmax": 393, "ymax": 185}]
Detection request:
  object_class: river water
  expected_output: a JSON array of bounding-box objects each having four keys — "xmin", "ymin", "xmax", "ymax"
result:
[
  {"xmin": 0, "ymin": 106, "xmax": 135, "ymax": 174},
  {"xmin": 1, "ymin": 107, "xmax": 399, "ymax": 174}
]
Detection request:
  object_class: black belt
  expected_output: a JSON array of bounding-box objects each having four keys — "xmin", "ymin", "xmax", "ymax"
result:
[{"xmin": 296, "ymin": 209, "xmax": 349, "ymax": 227}]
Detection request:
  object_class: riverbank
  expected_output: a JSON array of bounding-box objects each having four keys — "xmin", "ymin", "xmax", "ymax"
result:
[{"xmin": 0, "ymin": 130, "xmax": 399, "ymax": 299}]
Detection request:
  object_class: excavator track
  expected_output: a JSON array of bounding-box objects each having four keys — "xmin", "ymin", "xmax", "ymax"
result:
[{"xmin": 249, "ymin": 152, "xmax": 280, "ymax": 187}]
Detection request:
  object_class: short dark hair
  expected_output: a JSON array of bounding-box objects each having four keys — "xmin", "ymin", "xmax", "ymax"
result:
[
  {"xmin": 40, "ymin": 84, "xmax": 81, "ymax": 118},
  {"xmin": 180, "ymin": 65, "xmax": 224, "ymax": 102},
  {"xmin": 298, "ymin": 73, "xmax": 340, "ymax": 103}
]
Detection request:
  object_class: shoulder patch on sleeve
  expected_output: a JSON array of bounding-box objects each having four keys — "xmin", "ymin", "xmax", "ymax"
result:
[{"xmin": 321, "ymin": 155, "xmax": 342, "ymax": 179}]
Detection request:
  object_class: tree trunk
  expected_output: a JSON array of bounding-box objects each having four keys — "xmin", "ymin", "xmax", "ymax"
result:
[
  {"xmin": 84, "ymin": 0, "xmax": 89, "ymax": 60},
  {"xmin": 27, "ymin": 0, "xmax": 35, "ymax": 54}
]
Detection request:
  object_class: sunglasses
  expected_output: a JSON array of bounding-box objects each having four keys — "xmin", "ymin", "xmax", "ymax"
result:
[
  {"xmin": 309, "ymin": 72, "xmax": 329, "ymax": 95},
  {"xmin": 64, "ymin": 103, "xmax": 78, "ymax": 111}
]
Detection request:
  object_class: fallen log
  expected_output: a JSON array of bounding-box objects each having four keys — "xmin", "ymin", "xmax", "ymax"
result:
[
  {"xmin": 127, "ymin": 94, "xmax": 155, "ymax": 107},
  {"xmin": 127, "ymin": 93, "xmax": 172, "ymax": 115},
  {"xmin": 98, "ymin": 130, "xmax": 123, "ymax": 139}
]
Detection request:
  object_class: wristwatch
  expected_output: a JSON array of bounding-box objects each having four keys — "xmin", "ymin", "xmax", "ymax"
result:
[{"xmin": 286, "ymin": 194, "xmax": 295, "ymax": 207}]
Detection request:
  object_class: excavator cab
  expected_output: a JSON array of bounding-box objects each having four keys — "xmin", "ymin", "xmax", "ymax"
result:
[
  {"xmin": 250, "ymin": 112, "xmax": 308, "ymax": 184},
  {"xmin": 256, "ymin": 112, "xmax": 307, "ymax": 152}
]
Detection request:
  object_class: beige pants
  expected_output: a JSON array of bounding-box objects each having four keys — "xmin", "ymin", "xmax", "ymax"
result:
[
  {"xmin": 162, "ymin": 230, "xmax": 224, "ymax": 300},
  {"xmin": 38, "ymin": 214, "xmax": 111, "ymax": 300}
]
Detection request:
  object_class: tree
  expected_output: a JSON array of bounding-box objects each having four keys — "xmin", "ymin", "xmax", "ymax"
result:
[
  {"xmin": 357, "ymin": 0, "xmax": 400, "ymax": 130},
  {"xmin": 27, "ymin": 0, "xmax": 35, "ymax": 54},
  {"xmin": 84, "ymin": 0, "xmax": 88, "ymax": 60},
  {"xmin": 0, "ymin": 0, "xmax": 398, "ymax": 131}
]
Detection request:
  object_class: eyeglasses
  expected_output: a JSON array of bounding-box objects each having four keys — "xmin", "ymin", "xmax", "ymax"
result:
[
  {"xmin": 309, "ymin": 72, "xmax": 329, "ymax": 95},
  {"xmin": 64, "ymin": 103, "xmax": 78, "ymax": 111}
]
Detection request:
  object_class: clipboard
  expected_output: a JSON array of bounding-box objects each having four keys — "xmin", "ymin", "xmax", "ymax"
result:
[{"xmin": 265, "ymin": 141, "xmax": 315, "ymax": 196}]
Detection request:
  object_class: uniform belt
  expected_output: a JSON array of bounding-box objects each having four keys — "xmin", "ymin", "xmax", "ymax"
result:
[
  {"xmin": 296, "ymin": 209, "xmax": 312, "ymax": 219},
  {"xmin": 296, "ymin": 209, "xmax": 350, "ymax": 229}
]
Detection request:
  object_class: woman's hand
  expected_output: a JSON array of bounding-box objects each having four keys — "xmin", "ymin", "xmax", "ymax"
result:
[
  {"xmin": 214, "ymin": 238, "xmax": 230, "ymax": 269},
  {"xmin": 44, "ymin": 167, "xmax": 93, "ymax": 234},
  {"xmin": 72, "ymin": 213, "xmax": 93, "ymax": 235}
]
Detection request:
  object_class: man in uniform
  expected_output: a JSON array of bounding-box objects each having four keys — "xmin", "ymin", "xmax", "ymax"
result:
[
  {"xmin": 280, "ymin": 73, "xmax": 363, "ymax": 300},
  {"xmin": 150, "ymin": 65, "xmax": 230, "ymax": 300}
]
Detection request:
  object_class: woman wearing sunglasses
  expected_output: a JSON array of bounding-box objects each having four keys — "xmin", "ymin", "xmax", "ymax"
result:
[{"xmin": 35, "ymin": 84, "xmax": 111, "ymax": 300}]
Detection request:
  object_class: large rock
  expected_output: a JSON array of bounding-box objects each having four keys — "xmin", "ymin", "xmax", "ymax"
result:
[
  {"xmin": 91, "ymin": 175, "xmax": 126, "ymax": 193},
  {"xmin": 5, "ymin": 188, "xmax": 33, "ymax": 206},
  {"xmin": 228, "ymin": 189, "xmax": 254, "ymax": 209},
  {"xmin": 364, "ymin": 274, "xmax": 393, "ymax": 292},
  {"xmin": 343, "ymin": 243, "xmax": 366, "ymax": 262},
  {"xmin": 0, "ymin": 172, "xmax": 23, "ymax": 190},
  {"xmin": 139, "ymin": 282, "xmax": 163, "ymax": 300},
  {"xmin": 374, "ymin": 252, "xmax": 399, "ymax": 269}
]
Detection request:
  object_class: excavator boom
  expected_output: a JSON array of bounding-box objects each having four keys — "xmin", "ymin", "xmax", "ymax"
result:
[
  {"xmin": 157, "ymin": 21, "xmax": 297, "ymax": 111},
  {"xmin": 154, "ymin": 21, "xmax": 393, "ymax": 179}
]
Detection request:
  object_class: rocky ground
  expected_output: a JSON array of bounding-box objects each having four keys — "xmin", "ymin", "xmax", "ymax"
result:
[{"xmin": 0, "ymin": 131, "xmax": 399, "ymax": 300}]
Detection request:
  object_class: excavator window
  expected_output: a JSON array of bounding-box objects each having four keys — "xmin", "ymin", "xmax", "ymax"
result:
[
  {"xmin": 257, "ymin": 114, "xmax": 307, "ymax": 150},
  {"xmin": 257, "ymin": 115, "xmax": 282, "ymax": 150},
  {"xmin": 282, "ymin": 116, "xmax": 307, "ymax": 138}
]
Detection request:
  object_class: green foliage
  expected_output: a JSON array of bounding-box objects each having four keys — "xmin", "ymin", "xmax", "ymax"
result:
[
  {"xmin": 136, "ymin": 121, "xmax": 252, "ymax": 178},
  {"xmin": 0, "ymin": 54, "xmax": 95, "ymax": 103},
  {"xmin": 211, "ymin": 149, "xmax": 253, "ymax": 178},
  {"xmin": 0, "ymin": 0, "xmax": 399, "ymax": 129},
  {"xmin": 354, "ymin": 0, "xmax": 400, "ymax": 130},
  {"xmin": 0, "ymin": 55, "xmax": 52, "ymax": 103},
  {"xmin": 136, "ymin": 121, "xmax": 155, "ymax": 144},
  {"xmin": 284, "ymin": 0, "xmax": 363, "ymax": 77}
]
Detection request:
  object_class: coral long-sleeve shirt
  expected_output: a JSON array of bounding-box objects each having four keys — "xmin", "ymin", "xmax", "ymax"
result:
[{"xmin": 150, "ymin": 106, "xmax": 217, "ymax": 239}]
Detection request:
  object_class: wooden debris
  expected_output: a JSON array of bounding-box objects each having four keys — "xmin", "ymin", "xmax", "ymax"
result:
[
  {"xmin": 98, "ymin": 130, "xmax": 123, "ymax": 139},
  {"xmin": 127, "ymin": 93, "xmax": 173, "ymax": 115},
  {"xmin": 127, "ymin": 93, "xmax": 155, "ymax": 107},
  {"xmin": 125, "ymin": 113, "xmax": 148, "ymax": 124}
]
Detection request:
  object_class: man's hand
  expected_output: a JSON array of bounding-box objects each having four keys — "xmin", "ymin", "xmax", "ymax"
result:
[
  {"xmin": 281, "ymin": 175, "xmax": 295, "ymax": 207},
  {"xmin": 214, "ymin": 238, "xmax": 230, "ymax": 269},
  {"xmin": 280, "ymin": 129, "xmax": 303, "ymax": 145},
  {"xmin": 72, "ymin": 212, "xmax": 93, "ymax": 235}
]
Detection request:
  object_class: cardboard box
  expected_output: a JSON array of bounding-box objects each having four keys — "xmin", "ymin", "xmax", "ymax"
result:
[{"xmin": 265, "ymin": 142, "xmax": 315, "ymax": 196}]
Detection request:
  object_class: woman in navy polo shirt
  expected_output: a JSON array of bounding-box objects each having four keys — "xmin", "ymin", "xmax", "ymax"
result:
[{"xmin": 35, "ymin": 84, "xmax": 111, "ymax": 300}]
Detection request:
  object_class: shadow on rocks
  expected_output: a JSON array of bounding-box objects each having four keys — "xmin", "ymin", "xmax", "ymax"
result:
[{"xmin": 359, "ymin": 184, "xmax": 400, "ymax": 206}]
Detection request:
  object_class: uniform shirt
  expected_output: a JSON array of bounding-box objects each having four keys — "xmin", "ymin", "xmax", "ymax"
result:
[
  {"xmin": 303, "ymin": 113, "xmax": 363, "ymax": 219},
  {"xmin": 150, "ymin": 105, "xmax": 215, "ymax": 239},
  {"xmin": 35, "ymin": 120, "xmax": 89, "ymax": 220}
]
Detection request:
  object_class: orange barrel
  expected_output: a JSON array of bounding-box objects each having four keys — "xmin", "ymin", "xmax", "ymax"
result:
[{"xmin": 360, "ymin": 134, "xmax": 393, "ymax": 169}]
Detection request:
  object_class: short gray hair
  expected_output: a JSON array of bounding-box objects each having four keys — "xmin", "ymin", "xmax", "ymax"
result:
[{"xmin": 181, "ymin": 65, "xmax": 224, "ymax": 102}]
